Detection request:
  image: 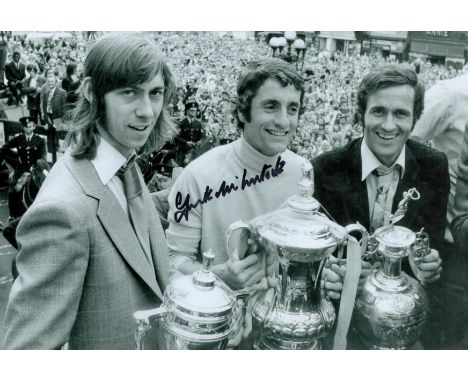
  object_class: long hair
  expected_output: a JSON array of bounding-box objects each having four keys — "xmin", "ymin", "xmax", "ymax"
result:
[
  {"xmin": 65, "ymin": 63, "xmax": 76, "ymax": 79},
  {"xmin": 232, "ymin": 58, "xmax": 305, "ymax": 131},
  {"xmin": 357, "ymin": 65, "xmax": 425, "ymax": 128},
  {"xmin": 68, "ymin": 32, "xmax": 177, "ymax": 160}
]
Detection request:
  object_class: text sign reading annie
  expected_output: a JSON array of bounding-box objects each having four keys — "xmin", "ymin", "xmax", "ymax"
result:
[{"xmin": 174, "ymin": 156, "xmax": 286, "ymax": 223}]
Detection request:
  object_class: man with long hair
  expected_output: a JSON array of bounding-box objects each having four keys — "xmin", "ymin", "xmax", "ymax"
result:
[{"xmin": 4, "ymin": 33, "xmax": 178, "ymax": 349}]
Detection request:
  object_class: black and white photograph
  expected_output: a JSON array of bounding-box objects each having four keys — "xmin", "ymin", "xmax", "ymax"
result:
[{"xmin": 0, "ymin": 0, "xmax": 467, "ymax": 380}]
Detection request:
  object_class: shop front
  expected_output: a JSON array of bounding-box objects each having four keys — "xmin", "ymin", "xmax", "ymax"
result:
[
  {"xmin": 318, "ymin": 31, "xmax": 357, "ymax": 55},
  {"xmin": 408, "ymin": 31, "xmax": 468, "ymax": 69},
  {"xmin": 365, "ymin": 32, "xmax": 408, "ymax": 61}
]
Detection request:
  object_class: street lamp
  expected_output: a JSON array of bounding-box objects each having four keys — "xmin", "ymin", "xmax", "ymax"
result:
[
  {"xmin": 293, "ymin": 38, "xmax": 306, "ymax": 71},
  {"xmin": 277, "ymin": 36, "xmax": 287, "ymax": 57},
  {"xmin": 269, "ymin": 32, "xmax": 308, "ymax": 72},
  {"xmin": 269, "ymin": 37, "xmax": 280, "ymax": 56},
  {"xmin": 284, "ymin": 31, "xmax": 297, "ymax": 59}
]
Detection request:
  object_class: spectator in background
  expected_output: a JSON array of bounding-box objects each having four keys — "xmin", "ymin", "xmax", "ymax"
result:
[
  {"xmin": 61, "ymin": 63, "xmax": 81, "ymax": 104},
  {"xmin": 174, "ymin": 101, "xmax": 204, "ymax": 165},
  {"xmin": 0, "ymin": 116, "xmax": 46, "ymax": 219},
  {"xmin": 40, "ymin": 68, "xmax": 67, "ymax": 152},
  {"xmin": 5, "ymin": 51, "xmax": 26, "ymax": 106},
  {"xmin": 450, "ymin": 122, "xmax": 468, "ymax": 349},
  {"xmin": 61, "ymin": 63, "xmax": 82, "ymax": 127},
  {"xmin": 22, "ymin": 64, "xmax": 45, "ymax": 122},
  {"xmin": 414, "ymin": 70, "xmax": 468, "ymax": 349}
]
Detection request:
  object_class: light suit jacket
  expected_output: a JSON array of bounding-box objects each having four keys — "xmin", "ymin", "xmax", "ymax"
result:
[
  {"xmin": 3, "ymin": 153, "xmax": 171, "ymax": 349},
  {"xmin": 451, "ymin": 121, "xmax": 468, "ymax": 251}
]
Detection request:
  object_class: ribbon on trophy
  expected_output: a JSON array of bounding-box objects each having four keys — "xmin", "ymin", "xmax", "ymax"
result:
[{"xmin": 332, "ymin": 234, "xmax": 364, "ymax": 350}]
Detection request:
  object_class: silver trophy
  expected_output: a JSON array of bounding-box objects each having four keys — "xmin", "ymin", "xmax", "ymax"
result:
[
  {"xmin": 349, "ymin": 188, "xmax": 429, "ymax": 349},
  {"xmin": 226, "ymin": 162, "xmax": 362, "ymax": 349}
]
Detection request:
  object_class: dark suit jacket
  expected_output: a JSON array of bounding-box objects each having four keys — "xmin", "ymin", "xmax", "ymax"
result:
[
  {"xmin": 312, "ymin": 138, "xmax": 450, "ymax": 254},
  {"xmin": 0, "ymin": 133, "xmax": 47, "ymax": 173},
  {"xmin": 22, "ymin": 76, "xmax": 46, "ymax": 111},
  {"xmin": 3, "ymin": 153, "xmax": 172, "ymax": 349},
  {"xmin": 177, "ymin": 118, "xmax": 204, "ymax": 147},
  {"xmin": 5, "ymin": 61, "xmax": 26, "ymax": 83},
  {"xmin": 40, "ymin": 86, "xmax": 67, "ymax": 119}
]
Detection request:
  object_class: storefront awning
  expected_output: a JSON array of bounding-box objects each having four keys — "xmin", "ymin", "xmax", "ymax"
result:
[{"xmin": 410, "ymin": 39, "xmax": 466, "ymax": 58}]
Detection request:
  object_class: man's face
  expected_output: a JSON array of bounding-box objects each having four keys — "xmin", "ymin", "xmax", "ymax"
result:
[
  {"xmin": 188, "ymin": 106, "xmax": 197, "ymax": 118},
  {"xmin": 47, "ymin": 72, "xmax": 56, "ymax": 89},
  {"xmin": 363, "ymin": 85, "xmax": 414, "ymax": 167},
  {"xmin": 100, "ymin": 72, "xmax": 165, "ymax": 158},
  {"xmin": 13, "ymin": 53, "xmax": 20, "ymax": 63},
  {"xmin": 23, "ymin": 122, "xmax": 35, "ymax": 135},
  {"xmin": 241, "ymin": 78, "xmax": 301, "ymax": 156}
]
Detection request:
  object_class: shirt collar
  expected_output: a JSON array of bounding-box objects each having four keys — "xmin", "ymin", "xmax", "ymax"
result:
[
  {"xmin": 361, "ymin": 139, "xmax": 406, "ymax": 181},
  {"xmin": 91, "ymin": 137, "xmax": 134, "ymax": 185}
]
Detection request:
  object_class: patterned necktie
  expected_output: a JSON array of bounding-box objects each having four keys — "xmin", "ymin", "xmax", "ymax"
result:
[
  {"xmin": 117, "ymin": 157, "xmax": 152, "ymax": 266},
  {"xmin": 370, "ymin": 165, "xmax": 397, "ymax": 233}
]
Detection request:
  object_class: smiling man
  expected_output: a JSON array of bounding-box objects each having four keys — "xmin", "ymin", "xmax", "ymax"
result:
[
  {"xmin": 3, "ymin": 33, "xmax": 178, "ymax": 349},
  {"xmin": 166, "ymin": 58, "xmax": 309, "ymax": 292},
  {"xmin": 312, "ymin": 65, "xmax": 450, "ymax": 349}
]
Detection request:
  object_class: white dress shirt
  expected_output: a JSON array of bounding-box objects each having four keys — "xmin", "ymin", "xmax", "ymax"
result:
[{"xmin": 91, "ymin": 138, "xmax": 135, "ymax": 216}]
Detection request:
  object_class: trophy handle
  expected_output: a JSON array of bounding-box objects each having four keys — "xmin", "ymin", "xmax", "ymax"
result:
[
  {"xmin": 225, "ymin": 220, "xmax": 253, "ymax": 261},
  {"xmin": 133, "ymin": 306, "xmax": 168, "ymax": 350},
  {"xmin": 344, "ymin": 222, "xmax": 369, "ymax": 256}
]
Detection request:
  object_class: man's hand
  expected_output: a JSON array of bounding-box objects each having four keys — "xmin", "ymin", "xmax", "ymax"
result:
[
  {"xmin": 410, "ymin": 248, "xmax": 442, "ymax": 284},
  {"xmin": 212, "ymin": 254, "xmax": 265, "ymax": 290},
  {"xmin": 321, "ymin": 257, "xmax": 374, "ymax": 300},
  {"xmin": 359, "ymin": 260, "xmax": 373, "ymax": 288},
  {"xmin": 226, "ymin": 303, "xmax": 252, "ymax": 349},
  {"xmin": 321, "ymin": 256, "xmax": 346, "ymax": 300},
  {"xmin": 248, "ymin": 239, "xmax": 278, "ymax": 289}
]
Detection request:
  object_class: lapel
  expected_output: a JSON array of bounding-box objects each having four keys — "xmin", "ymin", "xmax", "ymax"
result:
[
  {"xmin": 43, "ymin": 88, "xmax": 50, "ymax": 109},
  {"xmin": 142, "ymin": 183, "xmax": 170, "ymax": 292},
  {"xmin": 341, "ymin": 139, "xmax": 370, "ymax": 229},
  {"xmin": 64, "ymin": 154, "xmax": 164, "ymax": 300}
]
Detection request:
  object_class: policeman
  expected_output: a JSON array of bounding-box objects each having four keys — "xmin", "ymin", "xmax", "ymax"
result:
[
  {"xmin": 175, "ymin": 101, "xmax": 205, "ymax": 165},
  {"xmin": 0, "ymin": 116, "xmax": 47, "ymax": 218}
]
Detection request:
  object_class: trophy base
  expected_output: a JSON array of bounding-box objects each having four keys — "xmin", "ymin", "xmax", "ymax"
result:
[{"xmin": 253, "ymin": 337, "xmax": 321, "ymax": 350}]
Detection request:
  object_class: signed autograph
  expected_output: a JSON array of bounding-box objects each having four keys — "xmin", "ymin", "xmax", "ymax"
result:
[{"xmin": 174, "ymin": 156, "xmax": 286, "ymax": 223}]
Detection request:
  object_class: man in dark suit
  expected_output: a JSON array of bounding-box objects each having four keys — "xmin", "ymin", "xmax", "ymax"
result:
[
  {"xmin": 5, "ymin": 51, "xmax": 26, "ymax": 106},
  {"xmin": 40, "ymin": 69, "xmax": 67, "ymax": 154},
  {"xmin": 3, "ymin": 33, "xmax": 178, "ymax": 349},
  {"xmin": 313, "ymin": 65, "xmax": 450, "ymax": 349},
  {"xmin": 0, "ymin": 116, "xmax": 47, "ymax": 218},
  {"xmin": 22, "ymin": 64, "xmax": 46, "ymax": 122},
  {"xmin": 40, "ymin": 68, "xmax": 67, "ymax": 127}
]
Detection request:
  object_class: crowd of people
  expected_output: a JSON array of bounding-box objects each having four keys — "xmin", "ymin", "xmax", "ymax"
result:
[{"xmin": 1, "ymin": 31, "xmax": 464, "ymax": 166}]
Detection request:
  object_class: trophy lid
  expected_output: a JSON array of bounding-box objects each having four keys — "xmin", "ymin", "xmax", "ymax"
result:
[
  {"xmin": 165, "ymin": 250, "xmax": 237, "ymax": 321},
  {"xmin": 250, "ymin": 162, "xmax": 347, "ymax": 252},
  {"xmin": 373, "ymin": 225, "xmax": 416, "ymax": 255}
]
